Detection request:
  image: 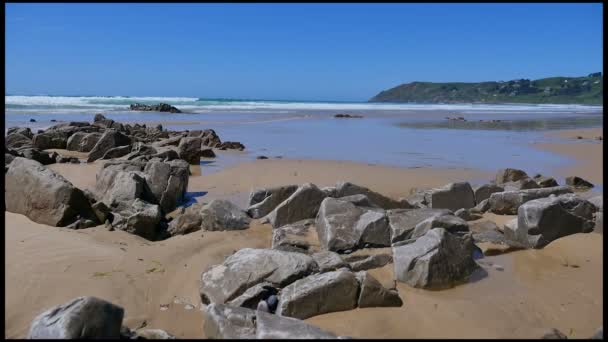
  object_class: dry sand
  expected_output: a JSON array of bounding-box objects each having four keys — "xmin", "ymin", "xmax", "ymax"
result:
[
  {"xmin": 5, "ymin": 152, "xmax": 603, "ymax": 338},
  {"xmin": 533, "ymin": 128, "xmax": 604, "ymax": 184}
]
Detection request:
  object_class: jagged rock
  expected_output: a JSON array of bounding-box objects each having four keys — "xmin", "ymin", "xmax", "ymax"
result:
[
  {"xmin": 540, "ymin": 328, "xmax": 568, "ymax": 339},
  {"xmin": 504, "ymin": 194, "xmax": 596, "ymax": 248},
  {"xmin": 271, "ymin": 219, "xmax": 315, "ymax": 254},
  {"xmin": 5, "ymin": 133, "xmax": 33, "ymax": 149},
  {"xmin": 5, "ymin": 158, "xmax": 97, "ymax": 226},
  {"xmin": 200, "ymin": 129, "xmax": 222, "ymax": 147},
  {"xmin": 5, "ymin": 153, "xmax": 15, "ymax": 172},
  {"xmin": 488, "ymin": 186, "xmax": 573, "ymax": 215},
  {"xmin": 316, "ymin": 197, "xmax": 390, "ymax": 252},
  {"xmin": 565, "ymin": 176, "xmax": 594, "ymax": 189},
  {"xmin": 267, "ymin": 183, "xmax": 327, "ymax": 228},
  {"xmin": 101, "ymin": 145, "xmax": 131, "ymax": 159},
  {"xmin": 387, "ymin": 208, "xmax": 452, "ymax": 244},
  {"xmin": 203, "ymin": 304, "xmax": 257, "ymax": 339},
  {"xmin": 91, "ymin": 201, "xmax": 112, "ymax": 223},
  {"xmin": 454, "ymin": 208, "xmax": 483, "ymax": 221},
  {"xmin": 226, "ymin": 282, "xmax": 277, "ymax": 309},
  {"xmin": 535, "ymin": 176, "xmax": 559, "ymax": 188},
  {"xmin": 393, "ymin": 228, "xmax": 479, "ymax": 289},
  {"xmin": 471, "ymin": 198, "xmax": 490, "ymax": 213},
  {"xmin": 247, "ymin": 185, "xmax": 298, "ymax": 219},
  {"xmin": 129, "ymin": 103, "xmax": 181, "ymax": 113},
  {"xmin": 321, "ymin": 186, "xmax": 338, "ymax": 198},
  {"xmin": 355, "ymin": 271, "xmax": 402, "ymax": 308},
  {"xmin": 27, "ymin": 296, "xmax": 124, "ymax": 339},
  {"xmin": 20, "ymin": 148, "xmax": 56, "ymax": 165},
  {"xmin": 135, "ymin": 329, "xmax": 176, "ymax": 339},
  {"xmin": 502, "ymin": 177, "xmax": 540, "ymax": 191},
  {"xmin": 111, "ymin": 199, "xmax": 162, "ymax": 240},
  {"xmin": 588, "ymin": 195, "xmax": 603, "ymax": 211},
  {"xmin": 32, "ymin": 131, "xmax": 69, "ymax": 150},
  {"xmin": 149, "ymin": 149, "xmax": 180, "ymax": 162},
  {"xmin": 98, "ymin": 170, "xmax": 148, "ymax": 209},
  {"xmin": 199, "ymin": 248, "xmax": 317, "ymax": 304},
  {"xmin": 143, "ymin": 160, "xmax": 189, "ymax": 213},
  {"xmin": 337, "ymin": 194, "xmax": 378, "ymax": 208},
  {"xmin": 495, "ymin": 168, "xmax": 528, "ymax": 184},
  {"xmin": 199, "ymin": 200, "xmax": 251, "ymax": 231},
  {"xmin": 94, "ymin": 113, "xmax": 106, "ymax": 122},
  {"xmin": 425, "ymin": 182, "xmax": 475, "ymax": 211},
  {"xmin": 410, "ymin": 214, "xmax": 469, "ymax": 239},
  {"xmin": 7, "ymin": 127, "xmax": 33, "ymax": 139},
  {"xmin": 177, "ymin": 137, "xmax": 202, "ymax": 164},
  {"xmin": 344, "ymin": 253, "xmax": 392, "ymax": 271},
  {"xmin": 277, "ymin": 269, "xmax": 359, "ymax": 319},
  {"xmin": 255, "ymin": 309, "xmax": 340, "ymax": 339},
  {"xmin": 334, "ymin": 181, "xmax": 406, "ymax": 209},
  {"xmin": 154, "ymin": 135, "xmax": 183, "ymax": 147},
  {"xmin": 473, "ymin": 184, "xmax": 504, "ymax": 203},
  {"xmin": 217, "ymin": 141, "xmax": 245, "ymax": 151},
  {"xmin": 201, "ymin": 148, "xmax": 216, "ymax": 158},
  {"xmin": 167, "ymin": 205, "xmax": 203, "ymax": 236},
  {"xmin": 87, "ymin": 130, "xmax": 132, "ymax": 162},
  {"xmin": 312, "ymin": 251, "xmax": 350, "ymax": 272},
  {"xmin": 80, "ymin": 132, "xmax": 103, "ymax": 152}
]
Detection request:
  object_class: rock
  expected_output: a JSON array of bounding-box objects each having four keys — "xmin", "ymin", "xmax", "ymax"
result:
[
  {"xmin": 565, "ymin": 176, "xmax": 594, "ymax": 189},
  {"xmin": 471, "ymin": 198, "xmax": 490, "ymax": 213},
  {"xmin": 7, "ymin": 127, "xmax": 34, "ymax": 139},
  {"xmin": 312, "ymin": 251, "xmax": 350, "ymax": 272},
  {"xmin": 355, "ymin": 271, "xmax": 402, "ymax": 308},
  {"xmin": 87, "ymin": 130, "xmax": 132, "ymax": 162},
  {"xmin": 5, "ymin": 158, "xmax": 97, "ymax": 226},
  {"xmin": 255, "ymin": 309, "xmax": 339, "ymax": 339},
  {"xmin": 111, "ymin": 199, "xmax": 162, "ymax": 240},
  {"xmin": 256, "ymin": 155, "xmax": 268, "ymax": 160},
  {"xmin": 488, "ymin": 186, "xmax": 573, "ymax": 215},
  {"xmin": 334, "ymin": 113, "xmax": 363, "ymax": 118},
  {"xmin": 316, "ymin": 197, "xmax": 390, "ymax": 252},
  {"xmin": 588, "ymin": 195, "xmax": 603, "ymax": 211},
  {"xmin": 20, "ymin": 148, "xmax": 56, "ymax": 165},
  {"xmin": 271, "ymin": 219, "xmax": 316, "ymax": 254},
  {"xmin": 540, "ymin": 328, "xmax": 568, "ymax": 339},
  {"xmin": 199, "ymin": 248, "xmax": 317, "ymax": 304},
  {"xmin": 167, "ymin": 209, "xmax": 203, "ymax": 236},
  {"xmin": 201, "ymin": 148, "xmax": 216, "ymax": 158},
  {"xmin": 135, "ymin": 329, "xmax": 176, "ymax": 339},
  {"xmin": 454, "ymin": 208, "xmax": 483, "ymax": 221},
  {"xmin": 91, "ymin": 201, "xmax": 112, "ymax": 223},
  {"xmin": 246, "ymin": 185, "xmax": 299, "ymax": 219},
  {"xmin": 535, "ymin": 176, "xmax": 559, "ymax": 188},
  {"xmin": 177, "ymin": 137, "xmax": 202, "ymax": 164},
  {"xmin": 473, "ymin": 184, "xmax": 504, "ymax": 203},
  {"xmin": 344, "ymin": 253, "xmax": 392, "ymax": 271},
  {"xmin": 27, "ymin": 296, "xmax": 124, "ymax": 339},
  {"xmin": 30, "ymin": 118, "xmax": 36, "ymax": 122},
  {"xmin": 97, "ymin": 170, "xmax": 148, "ymax": 209},
  {"xmin": 200, "ymin": 129, "xmax": 222, "ymax": 147},
  {"xmin": 226, "ymin": 283, "xmax": 277, "ymax": 309},
  {"xmin": 130, "ymin": 142, "xmax": 158, "ymax": 156},
  {"xmin": 200, "ymin": 199, "xmax": 251, "ymax": 231},
  {"xmin": 32, "ymin": 131, "xmax": 69, "ymax": 150},
  {"xmin": 505, "ymin": 194, "xmax": 596, "ymax": 248},
  {"xmin": 337, "ymin": 194, "xmax": 377, "ymax": 208},
  {"xmin": 203, "ymin": 304, "xmax": 257, "ymax": 339},
  {"xmin": 144, "ymin": 160, "xmax": 189, "ymax": 213},
  {"xmin": 5, "ymin": 133, "xmax": 33, "ymax": 149},
  {"xmin": 155, "ymin": 135, "xmax": 183, "ymax": 147},
  {"xmin": 129, "ymin": 103, "xmax": 181, "ymax": 113},
  {"xmin": 334, "ymin": 181, "xmax": 406, "ymax": 209},
  {"xmin": 149, "ymin": 149, "xmax": 180, "ymax": 162},
  {"xmin": 320, "ymin": 186, "xmax": 338, "ymax": 198},
  {"xmin": 79, "ymin": 132, "xmax": 103, "ymax": 152},
  {"xmin": 392, "ymin": 228, "xmax": 479, "ymax": 289},
  {"xmin": 502, "ymin": 177, "xmax": 540, "ymax": 191},
  {"xmin": 277, "ymin": 269, "xmax": 359, "ymax": 319},
  {"xmin": 590, "ymin": 328, "xmax": 603, "ymax": 339},
  {"xmin": 410, "ymin": 214, "xmax": 469, "ymax": 239},
  {"xmin": 425, "ymin": 182, "xmax": 476, "ymax": 211},
  {"xmin": 267, "ymin": 183, "xmax": 327, "ymax": 228},
  {"xmin": 94, "ymin": 113, "xmax": 107, "ymax": 122},
  {"xmin": 217, "ymin": 141, "xmax": 245, "ymax": 151},
  {"xmin": 101, "ymin": 145, "xmax": 131, "ymax": 159},
  {"xmin": 386, "ymin": 208, "xmax": 452, "ymax": 244},
  {"xmin": 495, "ymin": 168, "xmax": 528, "ymax": 184},
  {"xmin": 5, "ymin": 153, "xmax": 16, "ymax": 171}
]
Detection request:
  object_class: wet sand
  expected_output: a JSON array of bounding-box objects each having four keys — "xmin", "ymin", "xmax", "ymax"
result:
[{"xmin": 5, "ymin": 145, "xmax": 603, "ymax": 338}]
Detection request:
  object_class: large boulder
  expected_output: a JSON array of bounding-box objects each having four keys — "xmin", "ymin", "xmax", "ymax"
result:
[
  {"xmin": 334, "ymin": 181, "xmax": 407, "ymax": 209},
  {"xmin": 410, "ymin": 214, "xmax": 469, "ymax": 239},
  {"xmin": 266, "ymin": 183, "xmax": 327, "ymax": 228},
  {"xmin": 312, "ymin": 251, "xmax": 350, "ymax": 273},
  {"xmin": 387, "ymin": 208, "xmax": 452, "ymax": 244},
  {"xmin": 7, "ymin": 127, "xmax": 34, "ymax": 139},
  {"xmin": 425, "ymin": 182, "xmax": 476, "ymax": 211},
  {"xmin": 534, "ymin": 175, "xmax": 559, "ymax": 188},
  {"xmin": 5, "ymin": 133, "xmax": 33, "ymax": 149},
  {"xmin": 27, "ymin": 296, "xmax": 124, "ymax": 339},
  {"xmin": 271, "ymin": 219, "xmax": 316, "ymax": 254},
  {"xmin": 167, "ymin": 204, "xmax": 204, "ymax": 236},
  {"xmin": 355, "ymin": 271, "xmax": 402, "ymax": 308},
  {"xmin": 495, "ymin": 168, "xmax": 528, "ymax": 184},
  {"xmin": 32, "ymin": 131, "xmax": 69, "ymax": 150},
  {"xmin": 488, "ymin": 186, "xmax": 573, "ymax": 215},
  {"xmin": 144, "ymin": 160, "xmax": 189, "ymax": 213},
  {"xmin": 177, "ymin": 137, "xmax": 202, "ymax": 164},
  {"xmin": 316, "ymin": 197, "xmax": 390, "ymax": 252},
  {"xmin": 199, "ymin": 248, "xmax": 317, "ymax": 304},
  {"xmin": 20, "ymin": 148, "xmax": 56, "ymax": 165},
  {"xmin": 5, "ymin": 158, "xmax": 97, "ymax": 226},
  {"xmin": 246, "ymin": 185, "xmax": 298, "ymax": 219},
  {"xmin": 565, "ymin": 176, "xmax": 594, "ymax": 189},
  {"xmin": 201, "ymin": 129, "xmax": 222, "ymax": 147},
  {"xmin": 79, "ymin": 132, "xmax": 103, "ymax": 152},
  {"xmin": 200, "ymin": 200, "xmax": 251, "ymax": 231},
  {"xmin": 66, "ymin": 132, "xmax": 86, "ymax": 151},
  {"xmin": 97, "ymin": 170, "xmax": 148, "ymax": 209},
  {"xmin": 111, "ymin": 199, "xmax": 162, "ymax": 240},
  {"xmin": 255, "ymin": 310, "xmax": 339, "ymax": 339},
  {"xmin": 393, "ymin": 228, "xmax": 479, "ymax": 289},
  {"xmin": 344, "ymin": 253, "xmax": 392, "ymax": 272},
  {"xmin": 277, "ymin": 269, "xmax": 359, "ymax": 319},
  {"xmin": 87, "ymin": 130, "xmax": 132, "ymax": 162},
  {"xmin": 502, "ymin": 178, "xmax": 540, "ymax": 191},
  {"xmin": 504, "ymin": 194, "xmax": 596, "ymax": 248},
  {"xmin": 101, "ymin": 145, "xmax": 131, "ymax": 159},
  {"xmin": 473, "ymin": 184, "xmax": 504, "ymax": 203}
]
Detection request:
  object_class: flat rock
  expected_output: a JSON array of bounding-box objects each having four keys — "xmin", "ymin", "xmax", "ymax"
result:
[
  {"xmin": 565, "ymin": 176, "xmax": 594, "ymax": 189},
  {"xmin": 255, "ymin": 310, "xmax": 339, "ymax": 339},
  {"xmin": 271, "ymin": 219, "xmax": 316, "ymax": 254}
]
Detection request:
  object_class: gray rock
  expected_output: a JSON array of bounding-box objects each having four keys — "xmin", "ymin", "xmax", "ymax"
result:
[
  {"xmin": 167, "ymin": 209, "xmax": 203, "ymax": 236},
  {"xmin": 454, "ymin": 208, "xmax": 483, "ymax": 221},
  {"xmin": 312, "ymin": 251, "xmax": 350, "ymax": 272},
  {"xmin": 277, "ymin": 269, "xmax": 359, "ymax": 319},
  {"xmin": 426, "ymin": 182, "xmax": 476, "ymax": 211},
  {"xmin": 505, "ymin": 194, "xmax": 596, "ymax": 248},
  {"xmin": 337, "ymin": 194, "xmax": 378, "ymax": 208},
  {"xmin": 271, "ymin": 219, "xmax": 315, "ymax": 254},
  {"xmin": 201, "ymin": 148, "xmax": 216, "ymax": 158},
  {"xmin": 226, "ymin": 282, "xmax": 276, "ymax": 309},
  {"xmin": 334, "ymin": 181, "xmax": 406, "ymax": 209},
  {"xmin": 540, "ymin": 328, "xmax": 568, "ymax": 339},
  {"xmin": 590, "ymin": 327, "xmax": 603, "ymax": 339},
  {"xmin": 411, "ymin": 214, "xmax": 469, "ymax": 239},
  {"xmin": 355, "ymin": 271, "xmax": 402, "ymax": 308},
  {"xmin": 255, "ymin": 310, "xmax": 339, "ymax": 339},
  {"xmin": 32, "ymin": 131, "xmax": 69, "ymax": 150},
  {"xmin": 87, "ymin": 130, "xmax": 132, "ymax": 162},
  {"xmin": 203, "ymin": 304, "xmax": 257, "ymax": 339},
  {"xmin": 200, "ymin": 199, "xmax": 251, "ymax": 231},
  {"xmin": 66, "ymin": 132, "xmax": 86, "ymax": 151},
  {"xmin": 101, "ymin": 145, "xmax": 131, "ymax": 160},
  {"xmin": 20, "ymin": 148, "xmax": 56, "ymax": 165},
  {"xmin": 27, "ymin": 296, "xmax": 124, "ymax": 339},
  {"xmin": 535, "ymin": 176, "xmax": 559, "ymax": 188},
  {"xmin": 144, "ymin": 160, "xmax": 189, "ymax": 213},
  {"xmin": 154, "ymin": 135, "xmax": 183, "ymax": 148},
  {"xmin": 495, "ymin": 168, "xmax": 528, "ymax": 184},
  {"xmin": 387, "ymin": 208, "xmax": 452, "ymax": 244},
  {"xmin": 588, "ymin": 195, "xmax": 603, "ymax": 211},
  {"xmin": 177, "ymin": 137, "xmax": 202, "ymax": 164},
  {"xmin": 320, "ymin": 186, "xmax": 338, "ymax": 198},
  {"xmin": 565, "ymin": 176, "xmax": 594, "ymax": 189},
  {"xmin": 502, "ymin": 177, "xmax": 540, "ymax": 191},
  {"xmin": 344, "ymin": 253, "xmax": 392, "ymax": 272},
  {"xmin": 91, "ymin": 201, "xmax": 112, "ymax": 223},
  {"xmin": 5, "ymin": 158, "xmax": 97, "ymax": 226},
  {"xmin": 247, "ymin": 185, "xmax": 299, "ymax": 219},
  {"xmin": 135, "ymin": 329, "xmax": 176, "ymax": 339},
  {"xmin": 6, "ymin": 133, "xmax": 33, "ymax": 149},
  {"xmin": 267, "ymin": 183, "xmax": 327, "ymax": 228},
  {"xmin": 98, "ymin": 170, "xmax": 148, "ymax": 209},
  {"xmin": 488, "ymin": 186, "xmax": 573, "ymax": 215},
  {"xmin": 111, "ymin": 199, "xmax": 162, "ymax": 240},
  {"xmin": 79, "ymin": 132, "xmax": 103, "ymax": 152},
  {"xmin": 393, "ymin": 228, "xmax": 479, "ymax": 289},
  {"xmin": 199, "ymin": 248, "xmax": 317, "ymax": 304},
  {"xmin": 7, "ymin": 127, "xmax": 34, "ymax": 139},
  {"xmin": 471, "ymin": 198, "xmax": 490, "ymax": 213},
  {"xmin": 473, "ymin": 184, "xmax": 504, "ymax": 203}
]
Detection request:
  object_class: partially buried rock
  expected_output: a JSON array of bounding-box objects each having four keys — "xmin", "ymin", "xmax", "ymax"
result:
[
  {"xmin": 387, "ymin": 208, "xmax": 452, "ymax": 244},
  {"xmin": 540, "ymin": 328, "xmax": 568, "ymax": 339},
  {"xmin": 271, "ymin": 219, "xmax": 316, "ymax": 254},
  {"xmin": 201, "ymin": 148, "xmax": 216, "ymax": 158},
  {"xmin": 101, "ymin": 145, "xmax": 131, "ymax": 160},
  {"xmin": 255, "ymin": 309, "xmax": 340, "ymax": 339},
  {"xmin": 454, "ymin": 208, "xmax": 483, "ymax": 221},
  {"xmin": 200, "ymin": 199, "xmax": 251, "ymax": 231},
  {"xmin": 495, "ymin": 168, "xmax": 528, "ymax": 185},
  {"xmin": 565, "ymin": 176, "xmax": 594, "ymax": 189},
  {"xmin": 27, "ymin": 296, "xmax": 124, "ymax": 339},
  {"xmin": 266, "ymin": 183, "xmax": 327, "ymax": 228},
  {"xmin": 247, "ymin": 185, "xmax": 298, "ymax": 219},
  {"xmin": 488, "ymin": 186, "xmax": 573, "ymax": 215},
  {"xmin": 167, "ymin": 204, "xmax": 203, "ymax": 236},
  {"xmin": 334, "ymin": 181, "xmax": 407, "ymax": 209},
  {"xmin": 217, "ymin": 141, "xmax": 245, "ymax": 151},
  {"xmin": 355, "ymin": 271, "xmax": 402, "ymax": 308},
  {"xmin": 20, "ymin": 148, "xmax": 56, "ymax": 165},
  {"xmin": 312, "ymin": 251, "xmax": 350, "ymax": 273},
  {"xmin": 392, "ymin": 228, "xmax": 479, "ymax": 289},
  {"xmin": 111, "ymin": 199, "xmax": 162, "ymax": 240},
  {"xmin": 425, "ymin": 182, "xmax": 476, "ymax": 211},
  {"xmin": 473, "ymin": 183, "xmax": 504, "ymax": 203}
]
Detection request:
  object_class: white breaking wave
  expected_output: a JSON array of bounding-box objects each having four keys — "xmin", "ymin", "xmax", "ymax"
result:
[{"xmin": 5, "ymin": 95, "xmax": 199, "ymax": 107}]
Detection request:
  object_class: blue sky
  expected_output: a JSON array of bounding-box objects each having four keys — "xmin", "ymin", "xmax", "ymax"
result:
[{"xmin": 5, "ymin": 3, "xmax": 603, "ymax": 101}]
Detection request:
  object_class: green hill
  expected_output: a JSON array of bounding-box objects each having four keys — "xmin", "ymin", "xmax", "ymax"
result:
[{"xmin": 369, "ymin": 73, "xmax": 603, "ymax": 105}]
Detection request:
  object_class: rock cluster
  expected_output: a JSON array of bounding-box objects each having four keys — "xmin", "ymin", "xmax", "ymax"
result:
[{"xmin": 129, "ymin": 102, "xmax": 182, "ymax": 113}]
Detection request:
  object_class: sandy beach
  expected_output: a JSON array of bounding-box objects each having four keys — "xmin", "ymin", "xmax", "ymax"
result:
[{"xmin": 5, "ymin": 139, "xmax": 603, "ymax": 338}]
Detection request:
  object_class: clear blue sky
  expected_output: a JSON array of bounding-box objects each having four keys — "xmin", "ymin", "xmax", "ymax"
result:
[{"xmin": 5, "ymin": 3, "xmax": 603, "ymax": 101}]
